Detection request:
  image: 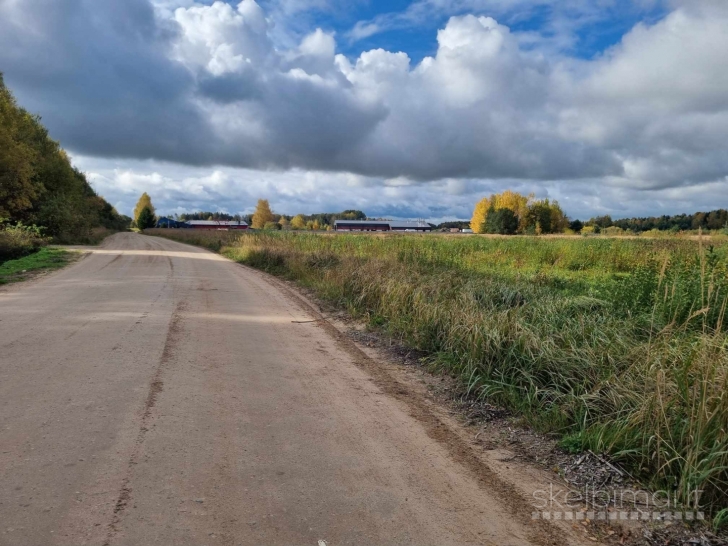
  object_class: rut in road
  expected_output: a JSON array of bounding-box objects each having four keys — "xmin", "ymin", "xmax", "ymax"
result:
[{"xmin": 104, "ymin": 297, "xmax": 187, "ymax": 546}]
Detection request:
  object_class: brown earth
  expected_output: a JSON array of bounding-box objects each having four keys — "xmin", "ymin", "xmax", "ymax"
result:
[{"xmin": 0, "ymin": 232, "xmax": 597, "ymax": 546}]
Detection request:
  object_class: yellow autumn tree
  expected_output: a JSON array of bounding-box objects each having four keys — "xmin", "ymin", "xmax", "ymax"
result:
[
  {"xmin": 290, "ymin": 214, "xmax": 306, "ymax": 230},
  {"xmin": 471, "ymin": 196, "xmax": 491, "ymax": 234},
  {"xmin": 470, "ymin": 190, "xmax": 532, "ymax": 234},
  {"xmin": 133, "ymin": 192, "xmax": 155, "ymax": 227},
  {"xmin": 251, "ymin": 199, "xmax": 275, "ymax": 229},
  {"xmin": 278, "ymin": 217, "xmax": 290, "ymax": 229}
]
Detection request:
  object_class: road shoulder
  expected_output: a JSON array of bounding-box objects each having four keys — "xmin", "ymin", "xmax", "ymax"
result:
[{"xmin": 0, "ymin": 247, "xmax": 82, "ymax": 286}]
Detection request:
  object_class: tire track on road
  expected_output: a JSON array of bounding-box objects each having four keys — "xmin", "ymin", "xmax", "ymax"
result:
[{"xmin": 102, "ymin": 298, "xmax": 187, "ymax": 546}]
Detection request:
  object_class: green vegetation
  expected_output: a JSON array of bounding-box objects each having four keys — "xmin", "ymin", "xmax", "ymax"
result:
[
  {"xmin": 436, "ymin": 220, "xmax": 471, "ymax": 231},
  {"xmin": 264, "ymin": 209, "xmax": 365, "ymax": 230},
  {"xmin": 147, "ymin": 228, "xmax": 728, "ymax": 517},
  {"xmin": 588, "ymin": 210, "xmax": 728, "ymax": 234},
  {"xmin": 0, "ymin": 219, "xmax": 47, "ymax": 262},
  {"xmin": 0, "ymin": 74, "xmax": 129, "ymax": 243},
  {"xmin": 276, "ymin": 209, "xmax": 364, "ymax": 230},
  {"xmin": 0, "ymin": 247, "xmax": 74, "ymax": 284},
  {"xmin": 136, "ymin": 206, "xmax": 156, "ymax": 230}
]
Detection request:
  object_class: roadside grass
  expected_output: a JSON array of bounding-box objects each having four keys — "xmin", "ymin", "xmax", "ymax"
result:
[
  {"xmin": 146, "ymin": 228, "xmax": 728, "ymax": 517},
  {"xmin": 0, "ymin": 248, "xmax": 75, "ymax": 284}
]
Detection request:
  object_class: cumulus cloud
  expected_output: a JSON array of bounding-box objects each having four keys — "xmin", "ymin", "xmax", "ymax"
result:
[
  {"xmin": 1, "ymin": 0, "xmax": 727, "ymax": 217},
  {"xmin": 556, "ymin": 3, "xmax": 728, "ymax": 187}
]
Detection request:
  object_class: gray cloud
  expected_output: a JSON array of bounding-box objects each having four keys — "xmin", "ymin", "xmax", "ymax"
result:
[
  {"xmin": 0, "ymin": 0, "xmax": 220, "ymax": 163},
  {"xmin": 2, "ymin": 0, "xmax": 728, "ymax": 212}
]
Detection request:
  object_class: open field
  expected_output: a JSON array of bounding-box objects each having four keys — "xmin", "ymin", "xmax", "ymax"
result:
[{"xmin": 148, "ymin": 228, "xmax": 728, "ymax": 520}]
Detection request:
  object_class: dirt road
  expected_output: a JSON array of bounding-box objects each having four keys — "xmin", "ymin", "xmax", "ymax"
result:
[{"xmin": 0, "ymin": 233, "xmax": 565, "ymax": 546}]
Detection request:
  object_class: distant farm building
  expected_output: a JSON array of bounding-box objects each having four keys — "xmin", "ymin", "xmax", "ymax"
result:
[
  {"xmin": 186, "ymin": 220, "xmax": 248, "ymax": 230},
  {"xmin": 156, "ymin": 218, "xmax": 248, "ymax": 230},
  {"xmin": 156, "ymin": 217, "xmax": 185, "ymax": 228},
  {"xmin": 334, "ymin": 220, "xmax": 432, "ymax": 232}
]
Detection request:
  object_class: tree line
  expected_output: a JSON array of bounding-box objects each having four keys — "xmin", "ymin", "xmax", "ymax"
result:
[
  {"xmin": 0, "ymin": 74, "xmax": 130, "ymax": 241},
  {"xmin": 581, "ymin": 210, "xmax": 728, "ymax": 233},
  {"xmin": 469, "ymin": 191, "xmax": 728, "ymax": 235},
  {"xmin": 174, "ymin": 212, "xmax": 244, "ymax": 221},
  {"xmin": 150, "ymin": 199, "xmax": 368, "ymax": 231},
  {"xmin": 249, "ymin": 202, "xmax": 366, "ymax": 230},
  {"xmin": 158, "ymin": 201, "xmax": 366, "ymax": 231}
]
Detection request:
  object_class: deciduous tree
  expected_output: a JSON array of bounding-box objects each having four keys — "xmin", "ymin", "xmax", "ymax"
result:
[
  {"xmin": 471, "ymin": 191, "xmax": 531, "ymax": 234},
  {"xmin": 252, "ymin": 199, "xmax": 275, "ymax": 229},
  {"xmin": 133, "ymin": 193, "xmax": 155, "ymax": 227}
]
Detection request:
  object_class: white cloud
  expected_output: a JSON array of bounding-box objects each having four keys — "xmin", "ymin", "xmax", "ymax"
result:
[
  {"xmin": 555, "ymin": 3, "xmax": 728, "ymax": 187},
  {"xmin": 2, "ymin": 0, "xmax": 727, "ymax": 220},
  {"xmin": 173, "ymin": 0, "xmax": 271, "ymax": 75}
]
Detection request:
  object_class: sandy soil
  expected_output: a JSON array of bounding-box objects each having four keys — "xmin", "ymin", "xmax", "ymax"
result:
[{"xmin": 0, "ymin": 232, "xmax": 593, "ymax": 546}]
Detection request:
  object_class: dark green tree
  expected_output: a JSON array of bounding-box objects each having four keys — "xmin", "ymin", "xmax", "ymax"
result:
[
  {"xmin": 568, "ymin": 219, "xmax": 583, "ymax": 233},
  {"xmin": 524, "ymin": 201, "xmax": 553, "ymax": 234},
  {"xmin": 136, "ymin": 206, "xmax": 156, "ymax": 230},
  {"xmin": 484, "ymin": 206, "xmax": 519, "ymax": 235}
]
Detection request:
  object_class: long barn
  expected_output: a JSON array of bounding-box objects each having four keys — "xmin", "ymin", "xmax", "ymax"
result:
[
  {"xmin": 186, "ymin": 220, "xmax": 248, "ymax": 230},
  {"xmin": 334, "ymin": 220, "xmax": 431, "ymax": 232},
  {"xmin": 156, "ymin": 218, "xmax": 249, "ymax": 230}
]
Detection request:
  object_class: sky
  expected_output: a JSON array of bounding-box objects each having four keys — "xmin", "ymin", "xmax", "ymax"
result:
[{"xmin": 1, "ymin": 0, "xmax": 727, "ymax": 222}]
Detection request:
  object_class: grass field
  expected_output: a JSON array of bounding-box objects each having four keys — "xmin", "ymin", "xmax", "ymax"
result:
[
  {"xmin": 0, "ymin": 248, "xmax": 74, "ymax": 284},
  {"xmin": 148, "ymin": 228, "xmax": 728, "ymax": 519}
]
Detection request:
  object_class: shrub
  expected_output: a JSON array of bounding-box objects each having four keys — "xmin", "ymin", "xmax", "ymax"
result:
[
  {"xmin": 602, "ymin": 226, "xmax": 625, "ymax": 236},
  {"xmin": 0, "ymin": 218, "xmax": 47, "ymax": 262}
]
